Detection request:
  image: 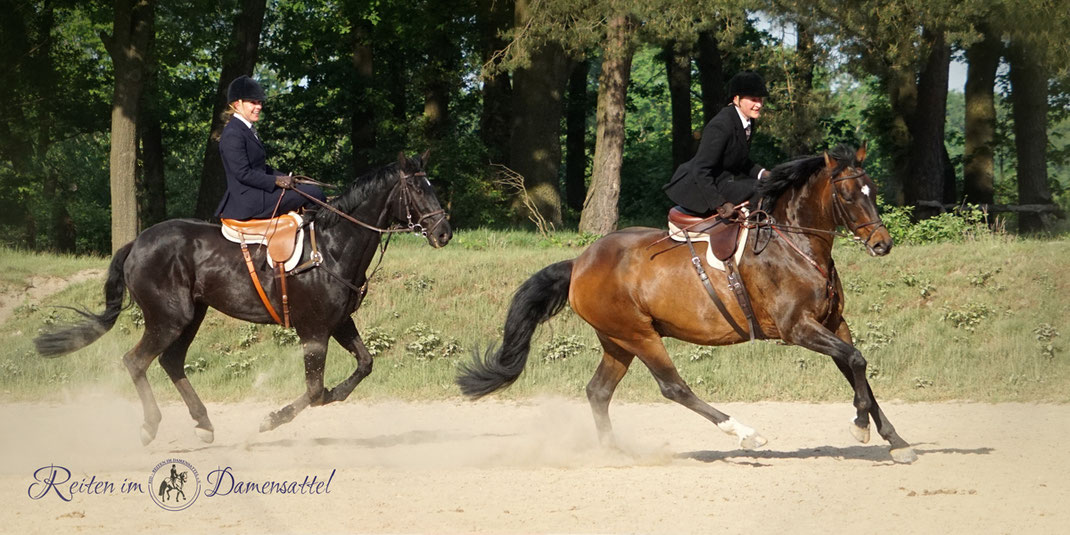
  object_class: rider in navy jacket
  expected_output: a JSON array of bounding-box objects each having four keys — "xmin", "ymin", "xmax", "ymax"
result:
[
  {"xmin": 663, "ymin": 71, "xmax": 770, "ymax": 217},
  {"xmin": 215, "ymin": 75, "xmax": 325, "ymax": 220}
]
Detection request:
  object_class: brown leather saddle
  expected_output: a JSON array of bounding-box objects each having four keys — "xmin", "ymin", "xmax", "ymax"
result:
[
  {"xmin": 220, "ymin": 213, "xmax": 309, "ymax": 328},
  {"xmin": 220, "ymin": 213, "xmax": 302, "ymax": 268},
  {"xmin": 667, "ymin": 206, "xmax": 742, "ymax": 261},
  {"xmin": 666, "ymin": 205, "xmax": 765, "ymax": 341}
]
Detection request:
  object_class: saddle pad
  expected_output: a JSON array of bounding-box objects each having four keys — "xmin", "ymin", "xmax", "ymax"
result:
[
  {"xmin": 221, "ymin": 213, "xmax": 305, "ymax": 272},
  {"xmin": 667, "ymin": 220, "xmax": 749, "ymax": 272}
]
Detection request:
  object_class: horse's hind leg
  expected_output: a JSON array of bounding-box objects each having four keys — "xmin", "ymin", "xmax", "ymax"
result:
[
  {"xmin": 157, "ymin": 304, "xmax": 214, "ymax": 443},
  {"xmin": 322, "ymin": 318, "xmax": 373, "ymax": 404},
  {"xmin": 586, "ymin": 334, "xmax": 635, "ymax": 447},
  {"xmin": 124, "ymin": 327, "xmax": 183, "ymax": 445},
  {"xmin": 260, "ymin": 335, "xmax": 327, "ymax": 432},
  {"xmin": 624, "ymin": 333, "xmax": 767, "ymax": 449}
]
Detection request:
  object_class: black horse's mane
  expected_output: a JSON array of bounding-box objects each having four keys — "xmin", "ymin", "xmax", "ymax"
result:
[
  {"xmin": 756, "ymin": 144, "xmax": 860, "ymax": 203},
  {"xmin": 309, "ymin": 161, "xmax": 402, "ymax": 228}
]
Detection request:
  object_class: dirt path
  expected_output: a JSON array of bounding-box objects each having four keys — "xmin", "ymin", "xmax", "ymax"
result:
[
  {"xmin": 0, "ymin": 268, "xmax": 105, "ymax": 324},
  {"xmin": 1, "ymin": 397, "xmax": 1066, "ymax": 534}
]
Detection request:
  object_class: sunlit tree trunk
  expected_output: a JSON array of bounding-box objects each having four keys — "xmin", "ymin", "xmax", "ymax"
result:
[
  {"xmin": 579, "ymin": 14, "xmax": 635, "ymax": 235},
  {"xmin": 963, "ymin": 23, "xmax": 1001, "ymax": 206},
  {"xmin": 103, "ymin": 0, "xmax": 154, "ymax": 252}
]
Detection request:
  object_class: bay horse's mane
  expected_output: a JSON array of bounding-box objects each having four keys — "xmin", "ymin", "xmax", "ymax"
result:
[
  {"xmin": 756, "ymin": 144, "xmax": 861, "ymax": 205},
  {"xmin": 309, "ymin": 160, "xmax": 403, "ymax": 228}
]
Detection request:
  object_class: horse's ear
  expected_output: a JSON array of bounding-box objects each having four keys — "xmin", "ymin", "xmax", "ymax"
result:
[
  {"xmin": 419, "ymin": 149, "xmax": 431, "ymax": 168},
  {"xmin": 824, "ymin": 151, "xmax": 836, "ymax": 170},
  {"xmin": 856, "ymin": 141, "xmax": 868, "ymax": 164},
  {"xmin": 397, "ymin": 151, "xmax": 409, "ymax": 172}
]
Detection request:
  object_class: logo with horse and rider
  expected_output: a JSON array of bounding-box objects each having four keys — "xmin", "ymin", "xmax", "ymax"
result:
[{"xmin": 148, "ymin": 458, "xmax": 200, "ymax": 511}]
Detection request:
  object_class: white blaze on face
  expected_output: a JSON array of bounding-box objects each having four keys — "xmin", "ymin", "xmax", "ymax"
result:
[{"xmin": 861, "ymin": 184, "xmax": 872, "ymax": 198}]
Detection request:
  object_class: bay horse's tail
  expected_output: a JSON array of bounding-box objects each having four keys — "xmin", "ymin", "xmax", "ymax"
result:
[
  {"xmin": 34, "ymin": 243, "xmax": 132, "ymax": 358},
  {"xmin": 457, "ymin": 259, "xmax": 573, "ymax": 398}
]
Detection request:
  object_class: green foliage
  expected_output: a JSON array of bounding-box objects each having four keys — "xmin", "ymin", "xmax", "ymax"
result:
[
  {"xmin": 540, "ymin": 335, "xmax": 594, "ymax": 362},
  {"xmin": 879, "ymin": 201, "xmax": 995, "ymax": 245}
]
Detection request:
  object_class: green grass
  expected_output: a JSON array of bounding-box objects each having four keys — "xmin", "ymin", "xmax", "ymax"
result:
[{"xmin": 1, "ymin": 231, "xmax": 1068, "ymax": 404}]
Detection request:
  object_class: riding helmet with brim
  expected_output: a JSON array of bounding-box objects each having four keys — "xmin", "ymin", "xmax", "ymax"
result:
[
  {"xmin": 728, "ymin": 71, "xmax": 769, "ymax": 99},
  {"xmin": 227, "ymin": 75, "xmax": 266, "ymax": 103}
]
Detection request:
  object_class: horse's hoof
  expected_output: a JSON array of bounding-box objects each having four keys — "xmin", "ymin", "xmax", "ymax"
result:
[
  {"xmin": 850, "ymin": 422, "xmax": 871, "ymax": 444},
  {"xmin": 260, "ymin": 414, "xmax": 278, "ymax": 433},
  {"xmin": 195, "ymin": 427, "xmax": 215, "ymax": 444},
  {"xmin": 739, "ymin": 433, "xmax": 768, "ymax": 450},
  {"xmin": 890, "ymin": 447, "xmax": 918, "ymax": 464},
  {"xmin": 140, "ymin": 424, "xmax": 157, "ymax": 446}
]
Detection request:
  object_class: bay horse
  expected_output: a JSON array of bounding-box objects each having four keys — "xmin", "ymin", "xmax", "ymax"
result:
[
  {"xmin": 35, "ymin": 152, "xmax": 451, "ymax": 445},
  {"xmin": 458, "ymin": 144, "xmax": 917, "ymax": 463}
]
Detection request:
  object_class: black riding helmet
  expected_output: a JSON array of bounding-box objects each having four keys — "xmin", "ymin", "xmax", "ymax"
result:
[
  {"xmin": 727, "ymin": 71, "xmax": 769, "ymax": 100},
  {"xmin": 227, "ymin": 75, "xmax": 266, "ymax": 103}
]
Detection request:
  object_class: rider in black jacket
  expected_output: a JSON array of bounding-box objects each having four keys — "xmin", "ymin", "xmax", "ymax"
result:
[{"xmin": 663, "ymin": 71, "xmax": 770, "ymax": 218}]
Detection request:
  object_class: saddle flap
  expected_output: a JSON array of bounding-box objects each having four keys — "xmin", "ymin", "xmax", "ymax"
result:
[{"xmin": 221, "ymin": 212, "xmax": 303, "ymax": 269}]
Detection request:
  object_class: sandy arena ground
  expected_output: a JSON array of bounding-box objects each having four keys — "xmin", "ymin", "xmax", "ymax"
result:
[{"xmin": 1, "ymin": 397, "xmax": 1067, "ymax": 534}]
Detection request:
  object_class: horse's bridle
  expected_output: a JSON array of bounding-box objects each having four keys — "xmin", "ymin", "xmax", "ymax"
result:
[
  {"xmin": 291, "ymin": 171, "xmax": 446, "ymax": 237},
  {"xmin": 828, "ymin": 169, "xmax": 888, "ymax": 251}
]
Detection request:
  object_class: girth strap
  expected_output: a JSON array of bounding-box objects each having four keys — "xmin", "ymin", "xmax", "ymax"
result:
[
  {"xmin": 685, "ymin": 235, "xmax": 749, "ymax": 340},
  {"xmin": 723, "ymin": 255, "xmax": 766, "ymax": 341}
]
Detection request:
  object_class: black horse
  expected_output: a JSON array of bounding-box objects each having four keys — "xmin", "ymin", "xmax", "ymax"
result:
[{"xmin": 35, "ymin": 152, "xmax": 451, "ymax": 445}]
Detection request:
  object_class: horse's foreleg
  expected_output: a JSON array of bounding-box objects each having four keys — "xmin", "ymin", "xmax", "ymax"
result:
[
  {"xmin": 586, "ymin": 335, "xmax": 635, "ymax": 447},
  {"xmin": 627, "ymin": 334, "xmax": 767, "ymax": 450},
  {"xmin": 260, "ymin": 338, "xmax": 326, "ymax": 432},
  {"xmin": 791, "ymin": 318, "xmax": 916, "ymax": 463},
  {"xmin": 158, "ymin": 305, "xmax": 214, "ymax": 443},
  {"xmin": 322, "ymin": 318, "xmax": 374, "ymax": 404}
]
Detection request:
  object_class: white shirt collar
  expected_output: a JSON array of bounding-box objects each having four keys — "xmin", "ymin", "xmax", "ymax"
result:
[
  {"xmin": 234, "ymin": 113, "xmax": 253, "ymax": 130},
  {"xmin": 734, "ymin": 105, "xmax": 751, "ymax": 130}
]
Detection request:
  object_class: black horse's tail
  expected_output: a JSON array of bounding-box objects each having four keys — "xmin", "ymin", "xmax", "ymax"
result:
[
  {"xmin": 457, "ymin": 259, "xmax": 574, "ymax": 398},
  {"xmin": 34, "ymin": 243, "xmax": 132, "ymax": 358}
]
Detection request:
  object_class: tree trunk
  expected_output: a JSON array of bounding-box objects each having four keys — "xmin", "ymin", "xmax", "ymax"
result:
[
  {"xmin": 139, "ymin": 108, "xmax": 167, "ymax": 228},
  {"xmin": 695, "ymin": 30, "xmax": 724, "ymax": 125},
  {"xmin": 193, "ymin": 0, "xmax": 267, "ymax": 221},
  {"xmin": 579, "ymin": 14, "xmax": 635, "ymax": 235},
  {"xmin": 963, "ymin": 24, "xmax": 1001, "ymax": 206},
  {"xmin": 422, "ymin": 9, "xmax": 456, "ymax": 142},
  {"xmin": 665, "ymin": 41, "xmax": 692, "ymax": 169},
  {"xmin": 139, "ymin": 20, "xmax": 166, "ymax": 229},
  {"xmin": 103, "ymin": 0, "xmax": 154, "ymax": 252},
  {"xmin": 1007, "ymin": 40, "xmax": 1053, "ymax": 233},
  {"xmin": 904, "ymin": 29, "xmax": 950, "ymax": 220},
  {"xmin": 350, "ymin": 18, "xmax": 376, "ymax": 176},
  {"xmin": 509, "ymin": 0, "xmax": 569, "ymax": 228},
  {"xmin": 885, "ymin": 65, "xmax": 916, "ymax": 206},
  {"xmin": 565, "ymin": 59, "xmax": 590, "ymax": 212},
  {"xmin": 479, "ymin": 0, "xmax": 513, "ymax": 166}
]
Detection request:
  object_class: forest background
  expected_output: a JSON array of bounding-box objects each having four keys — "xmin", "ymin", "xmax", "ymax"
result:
[{"xmin": 1, "ymin": 0, "xmax": 1068, "ymax": 255}]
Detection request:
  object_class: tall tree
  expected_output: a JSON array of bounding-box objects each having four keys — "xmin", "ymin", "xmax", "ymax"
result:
[
  {"xmin": 349, "ymin": 9, "xmax": 376, "ymax": 176},
  {"xmin": 904, "ymin": 29, "xmax": 952, "ymax": 218},
  {"xmin": 102, "ymin": 0, "xmax": 155, "ymax": 252},
  {"xmin": 665, "ymin": 41, "xmax": 693, "ymax": 169},
  {"xmin": 193, "ymin": 0, "xmax": 267, "ymax": 221},
  {"xmin": 579, "ymin": 13, "xmax": 636, "ymax": 235},
  {"xmin": 695, "ymin": 30, "xmax": 725, "ymax": 125},
  {"xmin": 565, "ymin": 59, "xmax": 590, "ymax": 212},
  {"xmin": 962, "ymin": 20, "xmax": 1002, "ymax": 206},
  {"xmin": 509, "ymin": 0, "xmax": 570, "ymax": 227},
  {"xmin": 1007, "ymin": 40, "xmax": 1053, "ymax": 232},
  {"xmin": 479, "ymin": 0, "xmax": 513, "ymax": 166}
]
